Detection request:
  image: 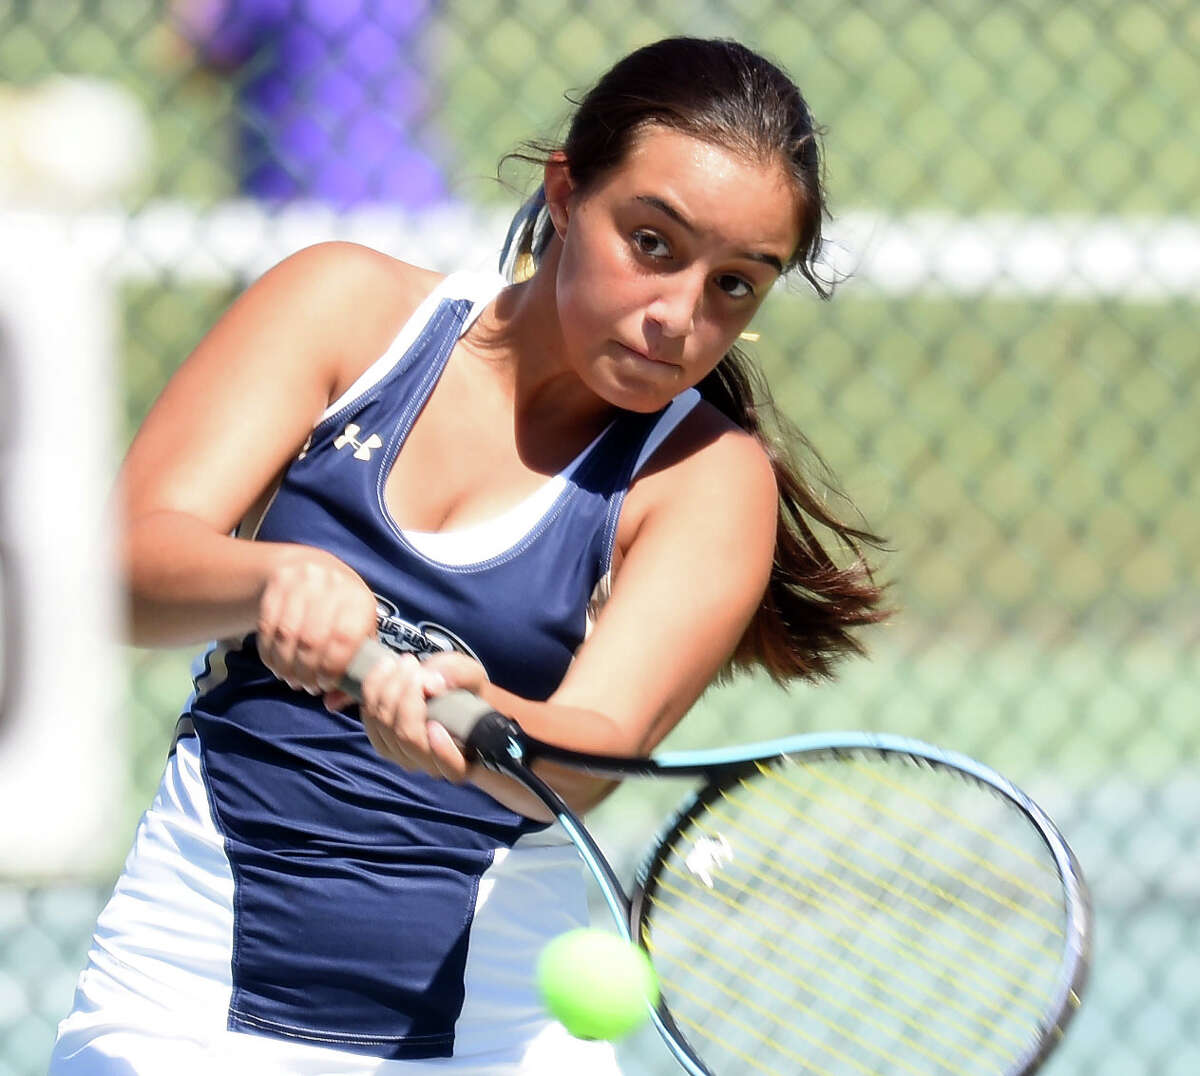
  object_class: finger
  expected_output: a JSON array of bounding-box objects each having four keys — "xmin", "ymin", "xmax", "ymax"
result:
[
  {"xmin": 364, "ymin": 654, "xmax": 432, "ymax": 757},
  {"xmin": 420, "ymin": 665, "xmax": 448, "ymax": 697},
  {"xmin": 419, "ymin": 651, "xmax": 486, "ymax": 695},
  {"xmin": 256, "ymin": 576, "xmax": 288, "ymax": 676},
  {"xmin": 361, "ymin": 714, "xmax": 390, "ymax": 758},
  {"xmin": 322, "ymin": 689, "xmax": 355, "ymax": 713},
  {"xmin": 391, "ymin": 662, "xmax": 437, "ymax": 771},
  {"xmin": 315, "ymin": 596, "xmax": 377, "ymax": 693},
  {"xmin": 363, "ymin": 714, "xmax": 410, "ymax": 767},
  {"xmin": 292, "ymin": 617, "xmax": 327, "ymax": 693},
  {"xmin": 266, "ymin": 581, "xmax": 312, "ymax": 688},
  {"xmin": 427, "ymin": 720, "xmax": 469, "ymax": 783},
  {"xmin": 294, "ymin": 582, "xmax": 363, "ymax": 693},
  {"xmin": 365, "ymin": 712, "xmax": 430, "ymax": 776},
  {"xmin": 360, "ymin": 649, "xmax": 404, "ymax": 710}
]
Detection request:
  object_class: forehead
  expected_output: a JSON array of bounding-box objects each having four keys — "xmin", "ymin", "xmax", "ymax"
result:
[{"xmin": 595, "ymin": 124, "xmax": 802, "ymax": 259}]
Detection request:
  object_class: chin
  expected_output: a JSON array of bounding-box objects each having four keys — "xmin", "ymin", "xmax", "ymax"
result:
[
  {"xmin": 597, "ymin": 376, "xmax": 680, "ymax": 414},
  {"xmin": 615, "ymin": 395, "xmax": 672, "ymax": 414}
]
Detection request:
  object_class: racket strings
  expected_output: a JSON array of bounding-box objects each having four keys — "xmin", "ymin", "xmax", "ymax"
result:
[
  {"xmin": 650, "ymin": 860, "xmax": 1033, "ymax": 1073},
  {"xmin": 648, "ymin": 884, "xmax": 1010, "ymax": 1070},
  {"xmin": 840, "ymin": 758, "xmax": 1052, "ymax": 876},
  {"xmin": 652, "ymin": 848, "xmax": 1032, "ymax": 1054},
  {"xmin": 805, "ymin": 758, "xmax": 1060, "ymax": 905},
  {"xmin": 732, "ymin": 777, "xmax": 1060, "ymax": 974},
  {"xmin": 759, "ymin": 765, "xmax": 1063, "ymax": 939},
  {"xmin": 661, "ymin": 947, "xmax": 927, "ymax": 1076},
  {"xmin": 723, "ymin": 777, "xmax": 1057, "ymax": 984},
  {"xmin": 642, "ymin": 753, "xmax": 1072, "ymax": 1075},
  {"xmin": 678, "ymin": 799, "xmax": 1048, "ymax": 1019}
]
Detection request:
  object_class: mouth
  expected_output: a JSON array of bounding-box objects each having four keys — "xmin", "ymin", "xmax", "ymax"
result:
[{"xmin": 615, "ymin": 341, "xmax": 678, "ymax": 368}]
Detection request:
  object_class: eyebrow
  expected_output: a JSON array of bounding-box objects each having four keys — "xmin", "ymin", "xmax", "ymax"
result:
[{"xmin": 635, "ymin": 194, "xmax": 786, "ymax": 274}]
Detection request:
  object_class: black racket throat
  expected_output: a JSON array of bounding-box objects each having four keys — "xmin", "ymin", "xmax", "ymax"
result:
[
  {"xmin": 466, "ymin": 714, "xmax": 722, "ymax": 782},
  {"xmin": 456, "ymin": 707, "xmax": 528, "ymax": 772}
]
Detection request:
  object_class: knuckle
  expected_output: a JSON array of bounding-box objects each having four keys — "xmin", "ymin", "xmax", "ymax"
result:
[
  {"xmin": 368, "ymin": 699, "xmax": 397, "ymax": 732},
  {"xmin": 326, "ymin": 620, "xmax": 364, "ymax": 656},
  {"xmin": 294, "ymin": 627, "xmax": 323, "ymax": 656}
]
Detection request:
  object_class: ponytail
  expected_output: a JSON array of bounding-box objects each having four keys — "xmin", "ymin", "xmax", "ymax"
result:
[{"xmin": 695, "ymin": 353, "xmax": 889, "ymax": 683}]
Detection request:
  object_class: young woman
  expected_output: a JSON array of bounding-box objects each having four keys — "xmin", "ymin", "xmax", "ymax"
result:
[{"xmin": 52, "ymin": 36, "xmax": 885, "ymax": 1075}]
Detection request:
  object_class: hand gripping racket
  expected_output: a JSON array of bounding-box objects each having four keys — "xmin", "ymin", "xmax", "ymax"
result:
[{"xmin": 343, "ymin": 639, "xmax": 1091, "ymax": 1076}]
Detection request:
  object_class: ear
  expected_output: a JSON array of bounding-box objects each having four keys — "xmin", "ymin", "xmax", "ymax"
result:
[{"xmin": 543, "ymin": 152, "xmax": 574, "ymax": 238}]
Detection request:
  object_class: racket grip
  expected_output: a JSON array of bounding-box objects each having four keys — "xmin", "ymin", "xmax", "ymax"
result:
[
  {"xmin": 338, "ymin": 638, "xmax": 498, "ymax": 743},
  {"xmin": 339, "ymin": 637, "xmax": 393, "ymax": 698},
  {"xmin": 426, "ymin": 690, "xmax": 498, "ymax": 742}
]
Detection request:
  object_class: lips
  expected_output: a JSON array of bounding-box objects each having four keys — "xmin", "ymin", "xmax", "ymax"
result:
[{"xmin": 615, "ymin": 341, "xmax": 677, "ymax": 367}]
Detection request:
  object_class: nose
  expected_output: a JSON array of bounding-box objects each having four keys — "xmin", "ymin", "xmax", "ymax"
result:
[{"xmin": 646, "ymin": 271, "xmax": 704, "ymax": 339}]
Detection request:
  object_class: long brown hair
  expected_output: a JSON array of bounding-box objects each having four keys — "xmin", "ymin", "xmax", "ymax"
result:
[{"xmin": 502, "ymin": 37, "xmax": 889, "ymax": 682}]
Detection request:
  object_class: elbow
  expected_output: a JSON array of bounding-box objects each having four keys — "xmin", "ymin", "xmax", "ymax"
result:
[
  {"xmin": 122, "ymin": 595, "xmax": 188, "ymax": 649},
  {"xmin": 124, "ymin": 599, "xmax": 172, "ymax": 649}
]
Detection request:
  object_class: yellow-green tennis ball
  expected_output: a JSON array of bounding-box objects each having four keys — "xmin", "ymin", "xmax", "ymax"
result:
[{"xmin": 537, "ymin": 928, "xmax": 659, "ymax": 1041}]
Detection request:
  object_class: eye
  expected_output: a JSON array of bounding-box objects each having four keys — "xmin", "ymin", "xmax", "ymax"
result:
[
  {"xmin": 715, "ymin": 273, "xmax": 754, "ymax": 299},
  {"xmin": 632, "ymin": 229, "xmax": 671, "ymax": 259}
]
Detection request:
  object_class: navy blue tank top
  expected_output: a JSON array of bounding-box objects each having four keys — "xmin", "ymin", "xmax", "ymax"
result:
[{"xmin": 183, "ymin": 272, "xmax": 691, "ymax": 1057}]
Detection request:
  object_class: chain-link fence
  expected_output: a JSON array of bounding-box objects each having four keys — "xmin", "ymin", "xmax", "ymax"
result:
[{"xmin": 1, "ymin": 1, "xmax": 1197, "ymax": 1073}]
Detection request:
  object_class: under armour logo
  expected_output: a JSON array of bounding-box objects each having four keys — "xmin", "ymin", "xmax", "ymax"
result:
[{"xmin": 334, "ymin": 423, "xmax": 383, "ymax": 461}]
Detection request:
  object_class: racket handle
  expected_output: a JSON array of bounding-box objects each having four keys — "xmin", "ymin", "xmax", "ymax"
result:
[
  {"xmin": 426, "ymin": 690, "xmax": 498, "ymax": 742},
  {"xmin": 339, "ymin": 637, "xmax": 393, "ymax": 698},
  {"xmin": 339, "ymin": 637, "xmax": 498, "ymax": 743}
]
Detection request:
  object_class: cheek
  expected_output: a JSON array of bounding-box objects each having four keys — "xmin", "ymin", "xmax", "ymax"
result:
[{"xmin": 555, "ymin": 228, "xmax": 639, "ymax": 338}]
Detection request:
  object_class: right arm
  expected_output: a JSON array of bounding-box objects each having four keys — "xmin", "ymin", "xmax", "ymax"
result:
[{"xmin": 119, "ymin": 242, "xmax": 439, "ymax": 682}]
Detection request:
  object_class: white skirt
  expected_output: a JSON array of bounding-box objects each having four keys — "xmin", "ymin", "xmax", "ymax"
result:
[{"xmin": 49, "ymin": 738, "xmax": 621, "ymax": 1075}]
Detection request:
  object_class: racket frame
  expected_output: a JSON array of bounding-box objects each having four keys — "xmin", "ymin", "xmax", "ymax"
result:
[
  {"xmin": 629, "ymin": 733, "xmax": 1091, "ymax": 1076},
  {"xmin": 341, "ymin": 650, "xmax": 1091, "ymax": 1076},
  {"xmin": 441, "ymin": 706, "xmax": 1091, "ymax": 1076}
]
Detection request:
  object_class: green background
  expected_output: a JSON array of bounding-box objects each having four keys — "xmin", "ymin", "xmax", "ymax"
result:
[{"xmin": 1, "ymin": 1, "xmax": 1196, "ymax": 1073}]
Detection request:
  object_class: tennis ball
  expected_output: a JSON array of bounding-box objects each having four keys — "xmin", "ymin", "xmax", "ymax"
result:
[{"xmin": 536, "ymin": 928, "xmax": 659, "ymax": 1041}]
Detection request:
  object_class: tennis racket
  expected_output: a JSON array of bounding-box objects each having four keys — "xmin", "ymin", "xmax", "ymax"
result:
[{"xmin": 343, "ymin": 638, "xmax": 1091, "ymax": 1076}]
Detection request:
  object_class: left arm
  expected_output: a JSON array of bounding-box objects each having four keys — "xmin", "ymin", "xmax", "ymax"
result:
[{"xmin": 541, "ymin": 404, "xmax": 778, "ymax": 752}]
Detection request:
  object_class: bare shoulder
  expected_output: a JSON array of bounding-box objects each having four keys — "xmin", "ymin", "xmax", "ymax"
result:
[
  {"xmin": 261, "ymin": 242, "xmax": 442, "ymax": 361},
  {"xmin": 146, "ymin": 242, "xmax": 447, "ymax": 452},
  {"xmin": 617, "ymin": 398, "xmax": 777, "ymax": 556},
  {"xmin": 255, "ymin": 241, "xmax": 440, "ymax": 302},
  {"xmin": 638, "ymin": 398, "xmax": 776, "ymax": 502}
]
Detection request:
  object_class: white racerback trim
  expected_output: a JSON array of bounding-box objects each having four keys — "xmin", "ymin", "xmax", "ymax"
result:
[
  {"xmin": 629, "ymin": 388, "xmax": 702, "ymax": 478},
  {"xmin": 318, "ymin": 270, "xmax": 505, "ymax": 424}
]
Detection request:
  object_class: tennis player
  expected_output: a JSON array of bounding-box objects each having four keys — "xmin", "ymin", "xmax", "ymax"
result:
[{"xmin": 51, "ymin": 37, "xmax": 886, "ymax": 1074}]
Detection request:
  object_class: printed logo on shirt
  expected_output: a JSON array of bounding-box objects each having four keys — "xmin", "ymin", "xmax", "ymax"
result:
[
  {"xmin": 334, "ymin": 423, "xmax": 383, "ymax": 461},
  {"xmin": 374, "ymin": 596, "xmax": 481, "ymax": 662}
]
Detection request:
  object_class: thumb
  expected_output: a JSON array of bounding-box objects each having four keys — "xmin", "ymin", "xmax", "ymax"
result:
[{"xmin": 419, "ymin": 652, "xmax": 488, "ymax": 696}]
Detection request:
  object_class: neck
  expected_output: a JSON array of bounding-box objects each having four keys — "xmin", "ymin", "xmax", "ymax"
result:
[{"xmin": 464, "ymin": 243, "xmax": 617, "ymax": 466}]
